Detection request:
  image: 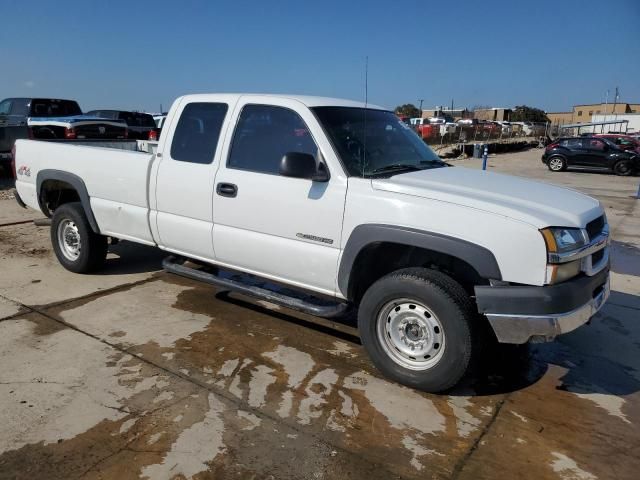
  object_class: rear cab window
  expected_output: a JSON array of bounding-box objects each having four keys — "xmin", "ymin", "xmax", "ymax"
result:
[
  {"xmin": 170, "ymin": 102, "xmax": 228, "ymax": 164},
  {"xmin": 29, "ymin": 99, "xmax": 82, "ymax": 117},
  {"xmin": 88, "ymin": 110, "xmax": 118, "ymax": 119},
  {"xmin": 119, "ymin": 112, "xmax": 156, "ymax": 127}
]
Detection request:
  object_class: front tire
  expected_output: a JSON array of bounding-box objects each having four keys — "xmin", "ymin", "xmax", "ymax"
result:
[
  {"xmin": 613, "ymin": 159, "xmax": 633, "ymax": 176},
  {"xmin": 358, "ymin": 268, "xmax": 478, "ymax": 393},
  {"xmin": 51, "ymin": 202, "xmax": 108, "ymax": 273},
  {"xmin": 547, "ymin": 156, "xmax": 566, "ymax": 172}
]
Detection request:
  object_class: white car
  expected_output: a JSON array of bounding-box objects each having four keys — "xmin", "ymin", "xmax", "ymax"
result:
[
  {"xmin": 13, "ymin": 93, "xmax": 610, "ymax": 392},
  {"xmin": 496, "ymin": 121, "xmax": 513, "ymax": 134}
]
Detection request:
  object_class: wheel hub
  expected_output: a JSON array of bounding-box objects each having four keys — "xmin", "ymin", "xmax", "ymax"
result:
[
  {"xmin": 377, "ymin": 299, "xmax": 445, "ymax": 370},
  {"xmin": 399, "ymin": 318, "xmax": 428, "ymax": 347},
  {"xmin": 57, "ymin": 219, "xmax": 82, "ymax": 261}
]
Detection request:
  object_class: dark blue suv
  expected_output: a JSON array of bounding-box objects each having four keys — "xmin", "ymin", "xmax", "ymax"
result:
[{"xmin": 542, "ymin": 136, "xmax": 638, "ymax": 176}]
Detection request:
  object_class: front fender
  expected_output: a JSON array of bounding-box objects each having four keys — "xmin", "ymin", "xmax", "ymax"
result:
[{"xmin": 338, "ymin": 224, "xmax": 502, "ymax": 299}]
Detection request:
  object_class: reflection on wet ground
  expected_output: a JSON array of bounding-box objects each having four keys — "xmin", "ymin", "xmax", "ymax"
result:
[{"xmin": 1, "ymin": 267, "xmax": 638, "ymax": 479}]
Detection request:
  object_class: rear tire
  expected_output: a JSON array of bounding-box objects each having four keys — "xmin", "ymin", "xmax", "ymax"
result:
[
  {"xmin": 51, "ymin": 202, "xmax": 108, "ymax": 273},
  {"xmin": 547, "ymin": 156, "xmax": 566, "ymax": 172},
  {"xmin": 613, "ymin": 160, "xmax": 633, "ymax": 176},
  {"xmin": 357, "ymin": 267, "xmax": 478, "ymax": 393}
]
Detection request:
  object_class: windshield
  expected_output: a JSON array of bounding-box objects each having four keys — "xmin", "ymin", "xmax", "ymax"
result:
[{"xmin": 312, "ymin": 107, "xmax": 444, "ymax": 177}]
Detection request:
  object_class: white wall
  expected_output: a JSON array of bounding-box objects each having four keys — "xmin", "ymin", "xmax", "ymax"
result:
[{"xmin": 591, "ymin": 114, "xmax": 640, "ymax": 134}]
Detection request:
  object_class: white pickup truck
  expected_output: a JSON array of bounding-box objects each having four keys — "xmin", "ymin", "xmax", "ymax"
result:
[{"xmin": 13, "ymin": 93, "xmax": 610, "ymax": 392}]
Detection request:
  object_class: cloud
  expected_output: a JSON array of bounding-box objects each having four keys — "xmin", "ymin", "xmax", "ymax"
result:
[{"xmin": 24, "ymin": 80, "xmax": 35, "ymax": 88}]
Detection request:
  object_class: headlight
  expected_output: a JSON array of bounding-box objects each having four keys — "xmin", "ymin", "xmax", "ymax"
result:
[
  {"xmin": 541, "ymin": 227, "xmax": 588, "ymax": 284},
  {"xmin": 540, "ymin": 227, "xmax": 586, "ymax": 254}
]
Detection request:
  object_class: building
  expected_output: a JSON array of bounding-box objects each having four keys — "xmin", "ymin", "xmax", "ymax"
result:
[
  {"xmin": 547, "ymin": 102, "xmax": 640, "ymax": 126},
  {"xmin": 545, "ymin": 111, "xmax": 573, "ymax": 125},
  {"xmin": 420, "ymin": 107, "xmax": 471, "ymax": 120},
  {"xmin": 473, "ymin": 108, "xmax": 512, "ymax": 122}
]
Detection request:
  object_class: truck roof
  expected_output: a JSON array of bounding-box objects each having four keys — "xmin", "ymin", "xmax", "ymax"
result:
[
  {"xmin": 176, "ymin": 93, "xmax": 386, "ymax": 110},
  {"xmin": 2, "ymin": 97, "xmax": 78, "ymax": 103}
]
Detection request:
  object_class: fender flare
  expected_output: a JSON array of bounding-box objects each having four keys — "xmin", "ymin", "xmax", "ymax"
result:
[
  {"xmin": 338, "ymin": 224, "xmax": 502, "ymax": 299},
  {"xmin": 36, "ymin": 169, "xmax": 100, "ymax": 233}
]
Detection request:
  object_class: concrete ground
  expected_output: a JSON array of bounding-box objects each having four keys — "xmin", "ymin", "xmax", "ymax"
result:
[{"xmin": 0, "ymin": 150, "xmax": 638, "ymax": 480}]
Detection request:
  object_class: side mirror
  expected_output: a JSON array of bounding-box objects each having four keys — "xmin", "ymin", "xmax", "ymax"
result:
[{"xmin": 279, "ymin": 152, "xmax": 329, "ymax": 182}]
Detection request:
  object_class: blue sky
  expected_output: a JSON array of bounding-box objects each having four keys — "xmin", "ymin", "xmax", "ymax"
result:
[{"xmin": 1, "ymin": 0, "xmax": 638, "ymax": 113}]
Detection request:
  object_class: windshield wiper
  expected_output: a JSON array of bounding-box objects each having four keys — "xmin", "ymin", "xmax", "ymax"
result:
[
  {"xmin": 419, "ymin": 159, "xmax": 447, "ymax": 168},
  {"xmin": 371, "ymin": 164, "xmax": 423, "ymax": 175}
]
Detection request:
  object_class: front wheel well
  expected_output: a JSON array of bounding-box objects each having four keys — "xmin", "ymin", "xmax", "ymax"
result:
[{"xmin": 347, "ymin": 242, "xmax": 488, "ymax": 304}]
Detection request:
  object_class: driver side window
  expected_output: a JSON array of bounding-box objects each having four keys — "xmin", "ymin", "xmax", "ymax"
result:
[{"xmin": 227, "ymin": 105, "xmax": 318, "ymax": 175}]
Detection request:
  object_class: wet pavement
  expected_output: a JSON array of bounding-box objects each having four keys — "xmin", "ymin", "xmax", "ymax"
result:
[{"xmin": 1, "ymin": 150, "xmax": 639, "ymax": 479}]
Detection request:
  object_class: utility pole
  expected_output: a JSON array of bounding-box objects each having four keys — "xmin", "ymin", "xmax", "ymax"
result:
[
  {"xmin": 419, "ymin": 99, "xmax": 424, "ymax": 118},
  {"xmin": 602, "ymin": 89, "xmax": 609, "ymax": 133},
  {"xmin": 612, "ymin": 86, "xmax": 619, "ymax": 132}
]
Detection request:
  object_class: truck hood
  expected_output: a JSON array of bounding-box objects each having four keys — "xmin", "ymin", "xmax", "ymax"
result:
[{"xmin": 371, "ymin": 166, "xmax": 602, "ymax": 228}]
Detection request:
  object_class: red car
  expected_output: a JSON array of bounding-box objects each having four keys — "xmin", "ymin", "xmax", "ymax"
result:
[{"xmin": 593, "ymin": 134, "xmax": 640, "ymax": 154}]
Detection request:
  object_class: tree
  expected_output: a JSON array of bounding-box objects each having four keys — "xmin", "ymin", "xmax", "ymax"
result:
[
  {"xmin": 511, "ymin": 105, "xmax": 549, "ymax": 123},
  {"xmin": 394, "ymin": 103, "xmax": 421, "ymax": 118}
]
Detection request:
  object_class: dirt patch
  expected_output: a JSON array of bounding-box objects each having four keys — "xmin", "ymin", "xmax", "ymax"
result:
[
  {"xmin": 0, "ymin": 176, "xmax": 15, "ymax": 200},
  {"xmin": 0, "ymin": 227, "xmax": 50, "ymax": 258},
  {"xmin": 0, "ymin": 189, "xmax": 15, "ymax": 201}
]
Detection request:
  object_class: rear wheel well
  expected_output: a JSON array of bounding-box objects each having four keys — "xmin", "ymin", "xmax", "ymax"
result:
[
  {"xmin": 347, "ymin": 242, "xmax": 488, "ymax": 304},
  {"xmin": 39, "ymin": 180, "xmax": 81, "ymax": 217}
]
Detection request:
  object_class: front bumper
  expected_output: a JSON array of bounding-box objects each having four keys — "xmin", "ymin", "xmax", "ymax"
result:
[{"xmin": 475, "ymin": 268, "xmax": 610, "ymax": 344}]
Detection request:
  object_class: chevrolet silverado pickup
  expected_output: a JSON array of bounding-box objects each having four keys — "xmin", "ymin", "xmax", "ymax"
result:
[{"xmin": 13, "ymin": 93, "xmax": 610, "ymax": 392}]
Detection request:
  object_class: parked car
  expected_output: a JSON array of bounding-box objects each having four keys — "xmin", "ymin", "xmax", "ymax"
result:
[
  {"xmin": 28, "ymin": 115, "xmax": 128, "ymax": 141},
  {"xmin": 593, "ymin": 133, "xmax": 640, "ymax": 154},
  {"xmin": 496, "ymin": 121, "xmax": 513, "ymax": 134},
  {"xmin": 456, "ymin": 118, "xmax": 478, "ymax": 126},
  {"xmin": 542, "ymin": 136, "xmax": 639, "ymax": 175},
  {"xmin": 416, "ymin": 122, "xmax": 437, "ymax": 139},
  {"xmin": 409, "ymin": 117, "xmax": 428, "ymax": 126},
  {"xmin": 86, "ymin": 110, "xmax": 160, "ymax": 140},
  {"xmin": 428, "ymin": 115, "xmax": 454, "ymax": 125},
  {"xmin": 13, "ymin": 93, "xmax": 610, "ymax": 393},
  {"xmin": 0, "ymin": 98, "xmax": 127, "ymax": 169},
  {"xmin": 476, "ymin": 121, "xmax": 501, "ymax": 136}
]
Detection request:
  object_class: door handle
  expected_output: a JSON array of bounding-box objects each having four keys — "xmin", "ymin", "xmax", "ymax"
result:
[{"xmin": 216, "ymin": 182, "xmax": 238, "ymax": 198}]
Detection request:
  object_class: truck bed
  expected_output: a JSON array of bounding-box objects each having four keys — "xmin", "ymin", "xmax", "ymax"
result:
[{"xmin": 14, "ymin": 139, "xmax": 157, "ymax": 245}]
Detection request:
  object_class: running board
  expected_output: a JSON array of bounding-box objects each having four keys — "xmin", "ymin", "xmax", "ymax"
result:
[{"xmin": 162, "ymin": 255, "xmax": 351, "ymax": 318}]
